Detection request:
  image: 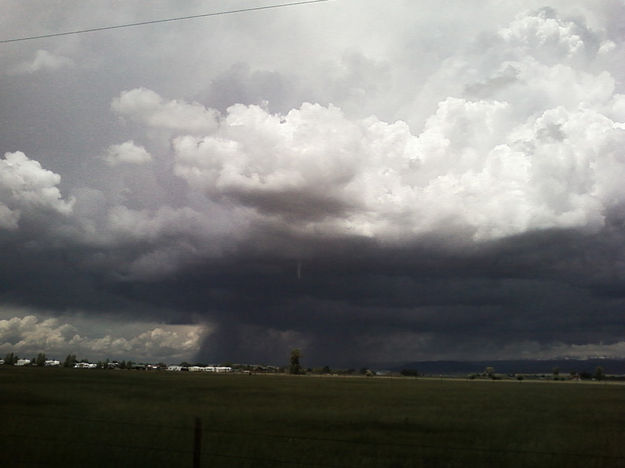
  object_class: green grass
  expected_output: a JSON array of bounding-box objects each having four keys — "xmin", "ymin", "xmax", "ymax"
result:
[{"xmin": 1, "ymin": 367, "xmax": 624, "ymax": 467}]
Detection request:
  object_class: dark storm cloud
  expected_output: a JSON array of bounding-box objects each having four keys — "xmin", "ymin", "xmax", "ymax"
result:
[
  {"xmin": 20, "ymin": 224, "xmax": 614, "ymax": 366},
  {"xmin": 199, "ymin": 227, "xmax": 625, "ymax": 365},
  {"xmin": 1, "ymin": 192, "xmax": 625, "ymax": 365}
]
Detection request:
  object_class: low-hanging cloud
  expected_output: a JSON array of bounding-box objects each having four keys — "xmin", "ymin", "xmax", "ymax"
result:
[{"xmin": 0, "ymin": 312, "xmax": 206, "ymax": 362}]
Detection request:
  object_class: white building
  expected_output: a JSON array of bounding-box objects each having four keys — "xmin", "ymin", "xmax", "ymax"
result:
[
  {"xmin": 45, "ymin": 360, "xmax": 60, "ymax": 367},
  {"xmin": 74, "ymin": 362, "xmax": 97, "ymax": 369},
  {"xmin": 16, "ymin": 359, "xmax": 31, "ymax": 366},
  {"xmin": 189, "ymin": 366, "xmax": 232, "ymax": 373},
  {"xmin": 166, "ymin": 365, "xmax": 232, "ymax": 373}
]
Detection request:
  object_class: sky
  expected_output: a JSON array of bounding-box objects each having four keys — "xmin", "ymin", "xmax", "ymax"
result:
[{"xmin": 1, "ymin": 0, "xmax": 625, "ymax": 367}]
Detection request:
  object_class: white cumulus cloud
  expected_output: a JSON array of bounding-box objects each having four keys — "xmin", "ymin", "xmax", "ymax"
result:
[
  {"xmin": 169, "ymin": 96, "xmax": 624, "ymax": 241},
  {"xmin": 132, "ymin": 6, "xmax": 620, "ymax": 243},
  {"xmin": 0, "ymin": 312, "xmax": 206, "ymax": 363},
  {"xmin": 104, "ymin": 141, "xmax": 152, "ymax": 166},
  {"xmin": 0, "ymin": 151, "xmax": 74, "ymax": 229},
  {"xmin": 111, "ymin": 87, "xmax": 219, "ymax": 134}
]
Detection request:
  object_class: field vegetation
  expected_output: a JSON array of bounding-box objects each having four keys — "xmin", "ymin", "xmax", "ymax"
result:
[{"xmin": 1, "ymin": 366, "xmax": 624, "ymax": 467}]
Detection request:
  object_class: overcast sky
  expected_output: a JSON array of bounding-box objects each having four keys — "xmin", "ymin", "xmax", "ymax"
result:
[{"xmin": 1, "ymin": 0, "xmax": 625, "ymax": 366}]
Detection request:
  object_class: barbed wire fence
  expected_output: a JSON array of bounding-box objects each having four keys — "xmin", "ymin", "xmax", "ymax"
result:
[{"xmin": 2, "ymin": 411, "xmax": 625, "ymax": 467}]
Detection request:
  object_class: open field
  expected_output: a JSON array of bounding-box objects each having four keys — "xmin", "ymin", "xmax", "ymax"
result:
[{"xmin": 1, "ymin": 367, "xmax": 624, "ymax": 467}]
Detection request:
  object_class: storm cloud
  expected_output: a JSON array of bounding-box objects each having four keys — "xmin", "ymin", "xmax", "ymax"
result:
[{"xmin": 1, "ymin": 0, "xmax": 625, "ymax": 366}]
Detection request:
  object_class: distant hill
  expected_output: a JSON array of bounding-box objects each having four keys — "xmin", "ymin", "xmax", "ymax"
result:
[{"xmin": 389, "ymin": 359, "xmax": 625, "ymax": 376}]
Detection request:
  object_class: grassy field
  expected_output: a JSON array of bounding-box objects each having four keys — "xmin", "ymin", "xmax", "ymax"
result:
[{"xmin": 1, "ymin": 367, "xmax": 624, "ymax": 467}]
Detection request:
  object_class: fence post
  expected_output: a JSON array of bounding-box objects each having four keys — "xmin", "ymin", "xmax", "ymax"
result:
[{"xmin": 193, "ymin": 416, "xmax": 202, "ymax": 468}]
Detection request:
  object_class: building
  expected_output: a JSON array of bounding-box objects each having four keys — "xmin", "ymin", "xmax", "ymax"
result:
[{"xmin": 74, "ymin": 362, "xmax": 97, "ymax": 369}]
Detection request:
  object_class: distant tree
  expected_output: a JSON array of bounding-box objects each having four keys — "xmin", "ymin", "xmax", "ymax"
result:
[
  {"xmin": 594, "ymin": 366, "xmax": 605, "ymax": 381},
  {"xmin": 485, "ymin": 367, "xmax": 495, "ymax": 379},
  {"xmin": 552, "ymin": 367, "xmax": 559, "ymax": 378},
  {"xmin": 35, "ymin": 353, "xmax": 47, "ymax": 367},
  {"xmin": 289, "ymin": 348, "xmax": 302, "ymax": 375},
  {"xmin": 63, "ymin": 354, "xmax": 77, "ymax": 368},
  {"xmin": 4, "ymin": 352, "xmax": 17, "ymax": 365},
  {"xmin": 322, "ymin": 365, "xmax": 331, "ymax": 374},
  {"xmin": 359, "ymin": 367, "xmax": 368, "ymax": 375},
  {"xmin": 400, "ymin": 369, "xmax": 419, "ymax": 377}
]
